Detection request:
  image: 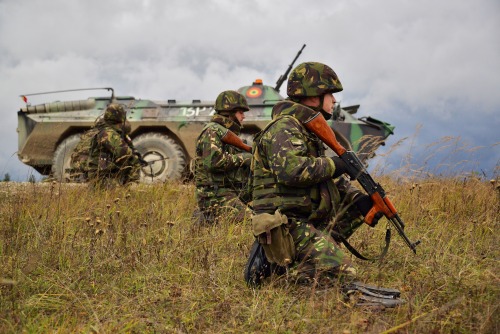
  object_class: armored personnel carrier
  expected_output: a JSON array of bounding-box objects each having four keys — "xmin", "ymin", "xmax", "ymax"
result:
[{"xmin": 17, "ymin": 47, "xmax": 394, "ymax": 183}]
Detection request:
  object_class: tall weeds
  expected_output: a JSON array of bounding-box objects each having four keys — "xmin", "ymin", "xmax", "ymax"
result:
[{"xmin": 1, "ymin": 136, "xmax": 499, "ymax": 333}]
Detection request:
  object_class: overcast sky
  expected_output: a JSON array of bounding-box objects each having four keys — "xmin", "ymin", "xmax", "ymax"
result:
[{"xmin": 1, "ymin": 0, "xmax": 499, "ymax": 181}]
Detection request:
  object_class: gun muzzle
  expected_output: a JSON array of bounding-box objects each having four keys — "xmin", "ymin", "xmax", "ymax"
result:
[{"xmin": 21, "ymin": 99, "xmax": 96, "ymax": 114}]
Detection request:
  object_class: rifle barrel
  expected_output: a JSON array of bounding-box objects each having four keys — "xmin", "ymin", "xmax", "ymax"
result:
[
  {"xmin": 303, "ymin": 111, "xmax": 420, "ymax": 255},
  {"xmin": 390, "ymin": 216, "xmax": 420, "ymax": 254}
]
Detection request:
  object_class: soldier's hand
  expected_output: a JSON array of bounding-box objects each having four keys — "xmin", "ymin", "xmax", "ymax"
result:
[
  {"xmin": 353, "ymin": 194, "xmax": 382, "ymax": 227},
  {"xmin": 138, "ymin": 156, "xmax": 149, "ymax": 167},
  {"xmin": 241, "ymin": 152, "xmax": 252, "ymax": 167},
  {"xmin": 133, "ymin": 151, "xmax": 143, "ymax": 160},
  {"xmin": 332, "ymin": 156, "xmax": 348, "ymax": 178},
  {"xmin": 133, "ymin": 151, "xmax": 148, "ymax": 166}
]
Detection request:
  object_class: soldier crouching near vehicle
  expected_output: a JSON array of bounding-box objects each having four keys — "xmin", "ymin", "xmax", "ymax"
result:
[
  {"xmin": 70, "ymin": 117, "xmax": 106, "ymax": 182},
  {"xmin": 247, "ymin": 62, "xmax": 384, "ymax": 287},
  {"xmin": 86, "ymin": 103, "xmax": 142, "ymax": 189},
  {"xmin": 193, "ymin": 90, "xmax": 253, "ymax": 224}
]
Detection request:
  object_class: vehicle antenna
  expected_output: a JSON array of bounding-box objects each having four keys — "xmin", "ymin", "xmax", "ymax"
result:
[{"xmin": 20, "ymin": 87, "xmax": 115, "ymax": 103}]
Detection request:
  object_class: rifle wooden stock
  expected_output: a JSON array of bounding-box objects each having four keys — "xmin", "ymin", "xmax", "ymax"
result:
[
  {"xmin": 303, "ymin": 113, "xmax": 347, "ymax": 156},
  {"xmin": 303, "ymin": 112, "xmax": 420, "ymax": 254},
  {"xmin": 221, "ymin": 130, "xmax": 252, "ymax": 153}
]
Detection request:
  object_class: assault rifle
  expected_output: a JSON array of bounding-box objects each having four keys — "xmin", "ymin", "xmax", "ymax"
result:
[
  {"xmin": 274, "ymin": 44, "xmax": 306, "ymax": 92},
  {"xmin": 124, "ymin": 135, "xmax": 169, "ymax": 183},
  {"xmin": 221, "ymin": 129, "xmax": 252, "ymax": 153},
  {"xmin": 138, "ymin": 155, "xmax": 169, "ymax": 182},
  {"xmin": 124, "ymin": 134, "xmax": 149, "ymax": 166},
  {"xmin": 142, "ymin": 156, "xmax": 169, "ymax": 165},
  {"xmin": 304, "ymin": 113, "xmax": 421, "ymax": 254}
]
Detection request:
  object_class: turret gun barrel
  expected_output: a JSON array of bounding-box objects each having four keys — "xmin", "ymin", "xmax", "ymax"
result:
[{"xmin": 274, "ymin": 44, "xmax": 306, "ymax": 92}]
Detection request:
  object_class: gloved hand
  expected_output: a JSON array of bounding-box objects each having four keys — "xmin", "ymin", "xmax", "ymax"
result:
[
  {"xmin": 241, "ymin": 152, "xmax": 252, "ymax": 167},
  {"xmin": 332, "ymin": 156, "xmax": 348, "ymax": 178},
  {"xmin": 134, "ymin": 151, "xmax": 148, "ymax": 167},
  {"xmin": 354, "ymin": 194, "xmax": 383, "ymax": 227}
]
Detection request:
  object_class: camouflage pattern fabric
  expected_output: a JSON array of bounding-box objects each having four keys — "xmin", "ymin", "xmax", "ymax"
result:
[
  {"xmin": 87, "ymin": 120, "xmax": 141, "ymax": 189},
  {"xmin": 287, "ymin": 62, "xmax": 343, "ymax": 98},
  {"xmin": 215, "ymin": 90, "xmax": 249, "ymax": 112},
  {"xmin": 194, "ymin": 114, "xmax": 252, "ymax": 224},
  {"xmin": 104, "ymin": 103, "xmax": 127, "ymax": 124},
  {"xmin": 70, "ymin": 118, "xmax": 106, "ymax": 181},
  {"xmin": 289, "ymin": 220, "xmax": 357, "ymax": 283},
  {"xmin": 252, "ymin": 100, "xmax": 365, "ymax": 282}
]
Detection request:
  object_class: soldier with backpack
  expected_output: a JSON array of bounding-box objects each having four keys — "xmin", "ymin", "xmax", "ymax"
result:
[
  {"xmin": 86, "ymin": 103, "xmax": 142, "ymax": 189},
  {"xmin": 247, "ymin": 62, "xmax": 382, "ymax": 285}
]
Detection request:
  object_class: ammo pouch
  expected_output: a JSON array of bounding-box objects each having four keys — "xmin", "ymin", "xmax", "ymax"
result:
[{"xmin": 252, "ymin": 210, "xmax": 296, "ymax": 266}]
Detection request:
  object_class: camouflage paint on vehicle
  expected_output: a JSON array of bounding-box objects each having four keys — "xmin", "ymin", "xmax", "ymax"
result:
[
  {"xmin": 237, "ymin": 79, "xmax": 282, "ymax": 119},
  {"xmin": 17, "ymin": 83, "xmax": 394, "ymax": 183},
  {"xmin": 332, "ymin": 109, "xmax": 394, "ymax": 161},
  {"xmin": 17, "ymin": 46, "xmax": 395, "ymax": 183}
]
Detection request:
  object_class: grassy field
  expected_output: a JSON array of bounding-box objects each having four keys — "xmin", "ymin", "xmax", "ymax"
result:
[{"xmin": 0, "ymin": 174, "xmax": 498, "ymax": 333}]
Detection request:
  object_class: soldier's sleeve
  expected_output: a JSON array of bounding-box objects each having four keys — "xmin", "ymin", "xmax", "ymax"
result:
[
  {"xmin": 101, "ymin": 130, "xmax": 135, "ymax": 165},
  {"xmin": 335, "ymin": 176, "xmax": 363, "ymax": 202},
  {"xmin": 198, "ymin": 126, "xmax": 248, "ymax": 172},
  {"xmin": 239, "ymin": 152, "xmax": 252, "ymax": 167},
  {"xmin": 335, "ymin": 176, "xmax": 366, "ymax": 218},
  {"xmin": 266, "ymin": 118, "xmax": 336, "ymax": 186}
]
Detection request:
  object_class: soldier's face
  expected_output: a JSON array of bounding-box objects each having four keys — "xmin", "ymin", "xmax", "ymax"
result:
[
  {"xmin": 322, "ymin": 93, "xmax": 336, "ymax": 115},
  {"xmin": 234, "ymin": 110, "xmax": 245, "ymax": 123}
]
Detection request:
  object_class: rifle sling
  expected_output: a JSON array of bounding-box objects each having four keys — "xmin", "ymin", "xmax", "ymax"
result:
[{"xmin": 332, "ymin": 228, "xmax": 391, "ymax": 261}]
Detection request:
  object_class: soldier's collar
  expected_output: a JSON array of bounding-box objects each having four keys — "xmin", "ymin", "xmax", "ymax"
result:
[
  {"xmin": 272, "ymin": 100, "xmax": 319, "ymax": 124},
  {"xmin": 210, "ymin": 114, "xmax": 241, "ymax": 135}
]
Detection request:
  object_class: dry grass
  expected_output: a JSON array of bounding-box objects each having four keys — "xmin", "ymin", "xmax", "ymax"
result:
[{"xmin": 1, "ymin": 146, "xmax": 499, "ymax": 333}]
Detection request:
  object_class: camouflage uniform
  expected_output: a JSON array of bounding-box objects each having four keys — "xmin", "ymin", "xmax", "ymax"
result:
[
  {"xmin": 252, "ymin": 62, "xmax": 367, "ymax": 283},
  {"xmin": 87, "ymin": 104, "xmax": 141, "ymax": 188},
  {"xmin": 70, "ymin": 118, "xmax": 106, "ymax": 182},
  {"xmin": 194, "ymin": 91, "xmax": 252, "ymax": 224}
]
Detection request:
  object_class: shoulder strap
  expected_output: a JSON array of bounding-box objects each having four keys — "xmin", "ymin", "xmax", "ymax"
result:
[
  {"xmin": 254, "ymin": 114, "xmax": 298, "ymax": 146},
  {"xmin": 332, "ymin": 228, "xmax": 391, "ymax": 261}
]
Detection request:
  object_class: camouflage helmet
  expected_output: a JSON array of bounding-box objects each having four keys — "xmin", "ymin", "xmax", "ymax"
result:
[
  {"xmin": 287, "ymin": 62, "xmax": 343, "ymax": 98},
  {"xmin": 104, "ymin": 103, "xmax": 126, "ymax": 124},
  {"xmin": 214, "ymin": 90, "xmax": 250, "ymax": 112}
]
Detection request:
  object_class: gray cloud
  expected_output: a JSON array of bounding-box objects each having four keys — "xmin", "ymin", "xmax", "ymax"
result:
[{"xmin": 1, "ymin": 0, "xmax": 499, "ymax": 181}]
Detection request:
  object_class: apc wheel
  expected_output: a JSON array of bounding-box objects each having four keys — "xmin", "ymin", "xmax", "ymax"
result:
[
  {"xmin": 133, "ymin": 133, "xmax": 186, "ymax": 183},
  {"xmin": 52, "ymin": 134, "xmax": 81, "ymax": 182}
]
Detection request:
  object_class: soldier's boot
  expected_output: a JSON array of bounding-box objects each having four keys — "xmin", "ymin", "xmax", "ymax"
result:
[
  {"xmin": 342, "ymin": 281, "xmax": 406, "ymax": 308},
  {"xmin": 244, "ymin": 239, "xmax": 272, "ymax": 287}
]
